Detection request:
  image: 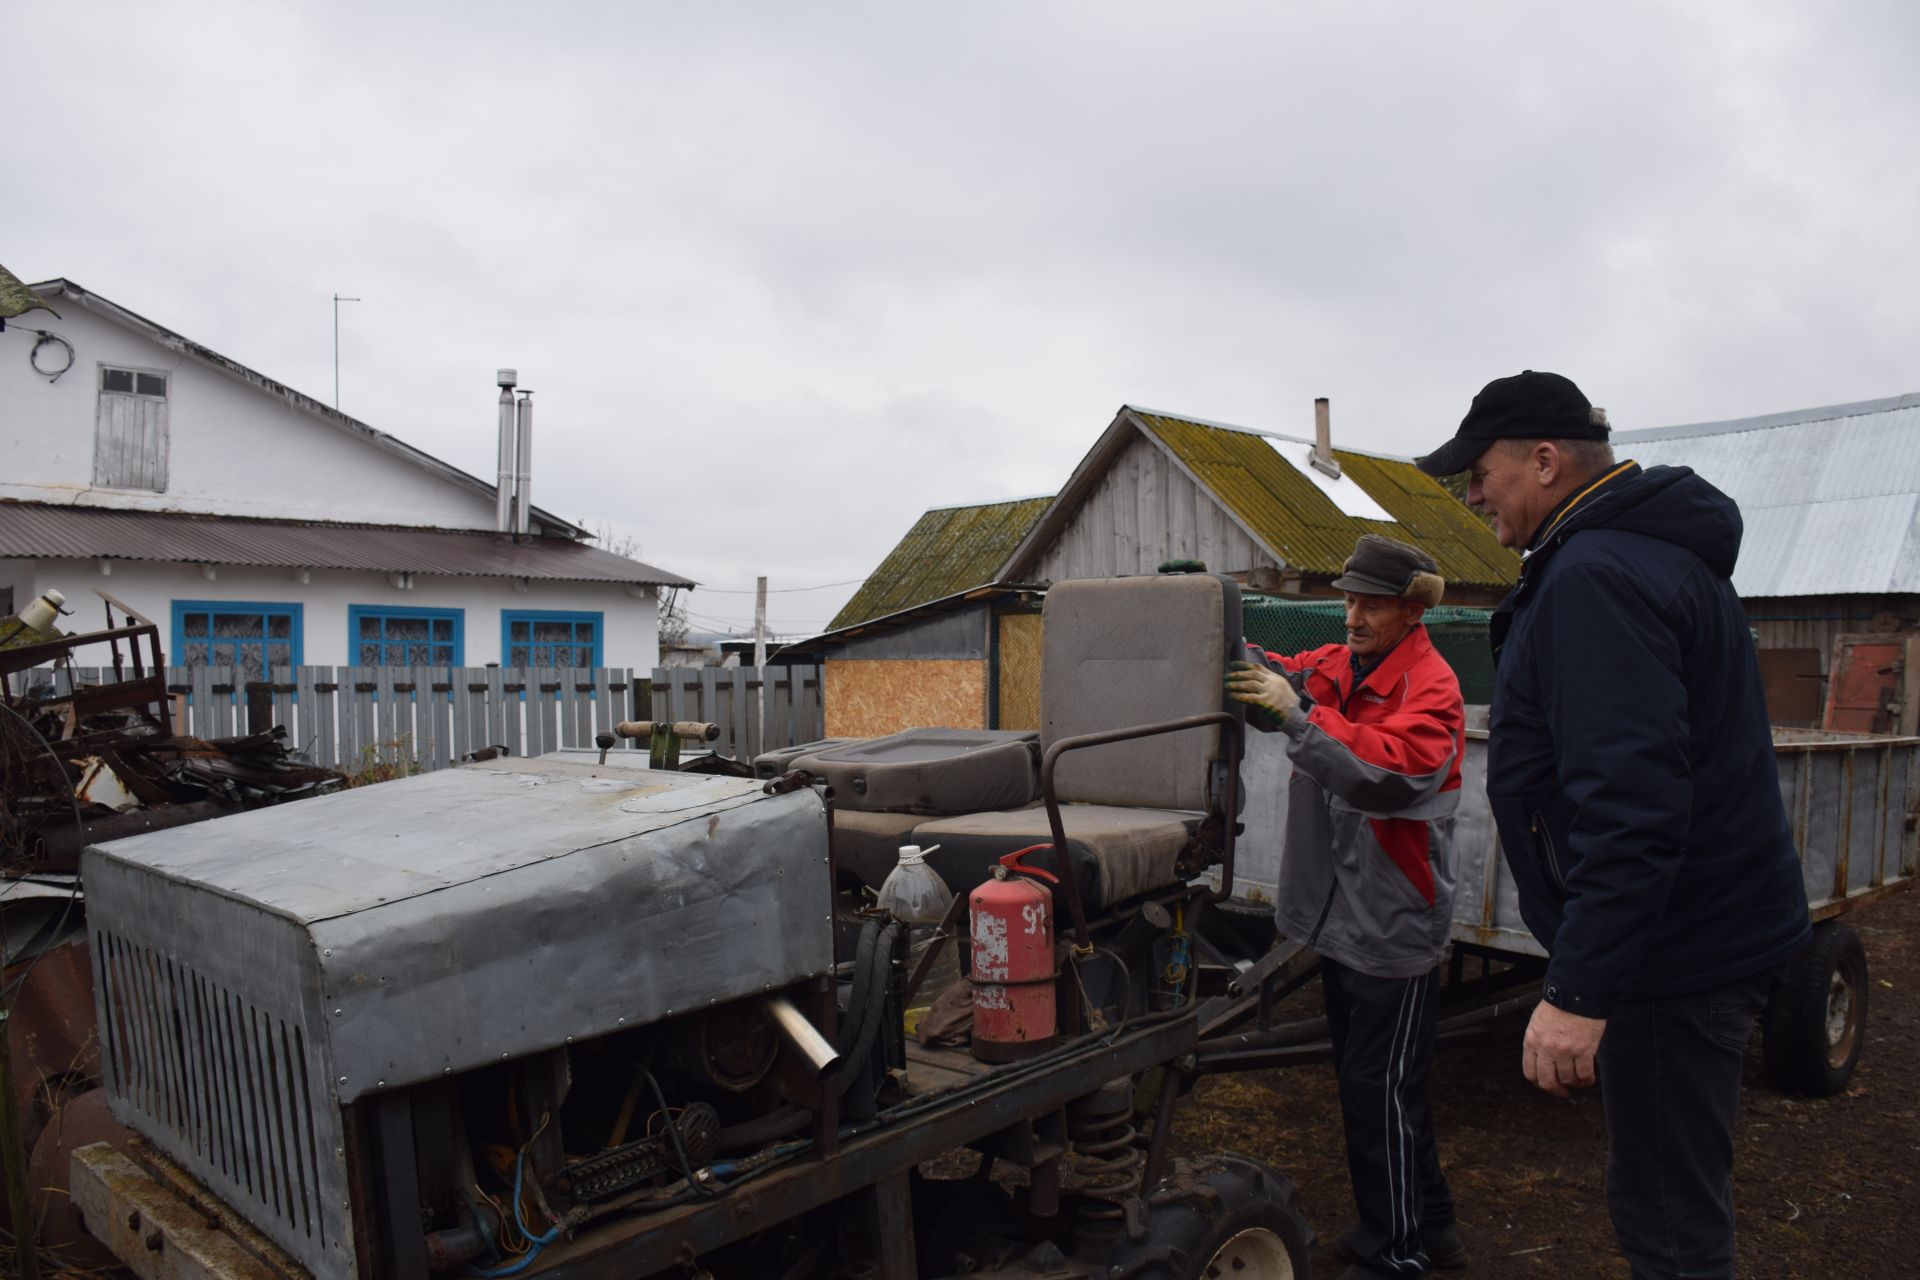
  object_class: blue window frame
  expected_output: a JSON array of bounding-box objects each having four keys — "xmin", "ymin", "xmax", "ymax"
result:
[
  {"xmin": 502, "ymin": 610, "xmax": 603, "ymax": 668},
  {"xmin": 349, "ymin": 605, "xmax": 464, "ymax": 666},
  {"xmin": 171, "ymin": 600, "xmax": 303, "ymax": 678}
]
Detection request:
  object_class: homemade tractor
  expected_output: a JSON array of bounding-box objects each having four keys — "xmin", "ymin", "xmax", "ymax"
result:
[{"xmin": 74, "ymin": 573, "xmax": 1317, "ymax": 1279}]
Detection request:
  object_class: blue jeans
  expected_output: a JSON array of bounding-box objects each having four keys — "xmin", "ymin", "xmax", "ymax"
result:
[{"xmin": 1597, "ymin": 965, "xmax": 1784, "ymax": 1279}]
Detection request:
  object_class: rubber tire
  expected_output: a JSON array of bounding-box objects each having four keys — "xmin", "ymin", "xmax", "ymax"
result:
[
  {"xmin": 1101, "ymin": 1154, "xmax": 1313, "ymax": 1280},
  {"xmin": 1762, "ymin": 921, "xmax": 1869, "ymax": 1098}
]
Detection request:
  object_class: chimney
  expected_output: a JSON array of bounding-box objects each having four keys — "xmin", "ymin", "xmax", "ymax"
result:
[
  {"xmin": 496, "ymin": 369, "xmax": 517, "ymax": 533},
  {"xmin": 1310, "ymin": 396, "xmax": 1340, "ymax": 479},
  {"xmin": 513, "ymin": 390, "xmax": 534, "ymax": 535}
]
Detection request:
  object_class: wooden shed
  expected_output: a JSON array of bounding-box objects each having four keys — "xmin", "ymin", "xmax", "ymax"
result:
[
  {"xmin": 998, "ymin": 404, "xmax": 1519, "ymax": 605},
  {"xmin": 783, "ymin": 497, "xmax": 1052, "ymax": 738}
]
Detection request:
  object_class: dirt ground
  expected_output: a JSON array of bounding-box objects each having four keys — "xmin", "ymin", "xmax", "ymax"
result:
[{"xmin": 1172, "ymin": 887, "xmax": 1920, "ymax": 1279}]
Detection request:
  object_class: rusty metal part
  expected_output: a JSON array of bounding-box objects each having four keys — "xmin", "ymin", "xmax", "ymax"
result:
[
  {"xmin": 678, "ymin": 1003, "xmax": 780, "ymax": 1093},
  {"xmin": 70, "ymin": 1140, "xmax": 295, "ymax": 1280},
  {"xmin": 537, "ymin": 1012, "xmax": 1195, "ymax": 1280},
  {"xmin": 5, "ymin": 940, "xmax": 101, "ymax": 1158},
  {"xmin": 1039, "ymin": 712, "xmax": 1246, "ymax": 955},
  {"xmin": 613, "ymin": 720, "xmax": 720, "ymax": 742},
  {"xmin": 25, "ymin": 1088, "xmax": 129, "ymax": 1269},
  {"xmin": 31, "ymin": 800, "xmax": 233, "ymax": 864},
  {"xmin": 760, "ymin": 768, "xmax": 819, "ymax": 796},
  {"xmin": 1066, "ymin": 1083, "xmax": 1143, "ymax": 1228}
]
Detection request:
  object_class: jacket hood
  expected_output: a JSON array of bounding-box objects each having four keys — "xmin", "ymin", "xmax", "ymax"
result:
[{"xmin": 1533, "ymin": 463, "xmax": 1742, "ymax": 580}]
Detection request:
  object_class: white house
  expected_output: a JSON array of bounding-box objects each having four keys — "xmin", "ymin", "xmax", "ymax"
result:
[{"xmin": 0, "ymin": 279, "xmax": 691, "ymax": 676}]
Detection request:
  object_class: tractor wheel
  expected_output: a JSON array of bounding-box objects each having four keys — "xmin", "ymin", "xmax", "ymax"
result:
[
  {"xmin": 1102, "ymin": 1154, "xmax": 1312, "ymax": 1280},
  {"xmin": 1762, "ymin": 921, "xmax": 1868, "ymax": 1097}
]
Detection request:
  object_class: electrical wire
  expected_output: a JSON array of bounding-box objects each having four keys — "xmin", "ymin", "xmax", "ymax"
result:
[{"xmin": 691, "ymin": 578, "xmax": 868, "ymax": 595}]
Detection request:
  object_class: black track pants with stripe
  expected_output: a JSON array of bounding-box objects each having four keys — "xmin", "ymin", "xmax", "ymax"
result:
[{"xmin": 1324, "ymin": 960, "xmax": 1454, "ymax": 1277}]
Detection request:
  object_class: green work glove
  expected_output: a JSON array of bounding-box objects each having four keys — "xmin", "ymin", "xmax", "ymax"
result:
[{"xmin": 1225, "ymin": 660, "xmax": 1301, "ymax": 721}]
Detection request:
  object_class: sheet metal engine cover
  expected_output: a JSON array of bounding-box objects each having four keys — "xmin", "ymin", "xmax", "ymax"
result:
[{"xmin": 82, "ymin": 757, "xmax": 832, "ymax": 1280}]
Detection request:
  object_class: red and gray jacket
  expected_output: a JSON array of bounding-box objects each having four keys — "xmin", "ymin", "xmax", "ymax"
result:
[{"xmin": 1256, "ymin": 625, "xmax": 1464, "ymax": 979}]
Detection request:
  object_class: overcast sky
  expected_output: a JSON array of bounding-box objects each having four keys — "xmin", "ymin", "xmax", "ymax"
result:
[{"xmin": 7, "ymin": 2, "xmax": 1916, "ymax": 635}]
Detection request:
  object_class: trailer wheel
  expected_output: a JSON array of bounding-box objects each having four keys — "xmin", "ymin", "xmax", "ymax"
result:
[
  {"xmin": 1102, "ymin": 1154, "xmax": 1312, "ymax": 1280},
  {"xmin": 1762, "ymin": 921, "xmax": 1868, "ymax": 1098}
]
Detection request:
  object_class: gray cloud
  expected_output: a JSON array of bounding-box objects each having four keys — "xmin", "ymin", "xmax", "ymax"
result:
[{"xmin": 6, "ymin": 0, "xmax": 1915, "ymax": 632}]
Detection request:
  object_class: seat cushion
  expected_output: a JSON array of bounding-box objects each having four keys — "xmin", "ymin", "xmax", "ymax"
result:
[
  {"xmin": 1042, "ymin": 574, "xmax": 1242, "ymax": 811},
  {"xmin": 911, "ymin": 804, "xmax": 1202, "ymax": 909},
  {"xmin": 755, "ymin": 738, "xmax": 861, "ymax": 780},
  {"xmin": 792, "ymin": 728, "xmax": 1039, "ymax": 814},
  {"xmin": 830, "ymin": 809, "xmax": 925, "ymax": 889}
]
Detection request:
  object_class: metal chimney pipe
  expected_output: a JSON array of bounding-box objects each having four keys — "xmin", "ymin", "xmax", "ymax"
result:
[
  {"xmin": 513, "ymin": 391, "xmax": 533, "ymax": 535},
  {"xmin": 495, "ymin": 369, "xmax": 517, "ymax": 533},
  {"xmin": 1310, "ymin": 396, "xmax": 1340, "ymax": 479}
]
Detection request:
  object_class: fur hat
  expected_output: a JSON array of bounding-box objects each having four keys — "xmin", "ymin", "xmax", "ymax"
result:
[{"xmin": 1331, "ymin": 534, "xmax": 1445, "ymax": 606}]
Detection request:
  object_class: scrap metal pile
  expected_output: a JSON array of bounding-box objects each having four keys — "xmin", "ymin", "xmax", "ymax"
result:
[{"xmin": 0, "ymin": 590, "xmax": 345, "ymax": 873}]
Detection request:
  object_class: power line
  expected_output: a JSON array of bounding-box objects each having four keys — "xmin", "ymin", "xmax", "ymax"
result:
[{"xmin": 692, "ymin": 577, "xmax": 867, "ymax": 595}]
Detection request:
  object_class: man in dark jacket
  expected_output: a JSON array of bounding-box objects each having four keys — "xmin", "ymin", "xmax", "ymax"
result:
[
  {"xmin": 1228, "ymin": 534, "xmax": 1466, "ymax": 1278},
  {"xmin": 1418, "ymin": 371, "xmax": 1809, "ymax": 1280}
]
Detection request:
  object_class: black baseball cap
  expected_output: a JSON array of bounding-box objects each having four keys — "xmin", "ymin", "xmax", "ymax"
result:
[{"xmin": 1417, "ymin": 370, "xmax": 1606, "ymax": 476}]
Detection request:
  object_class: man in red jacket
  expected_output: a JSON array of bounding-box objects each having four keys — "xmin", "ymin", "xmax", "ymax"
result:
[{"xmin": 1228, "ymin": 534, "xmax": 1466, "ymax": 1279}]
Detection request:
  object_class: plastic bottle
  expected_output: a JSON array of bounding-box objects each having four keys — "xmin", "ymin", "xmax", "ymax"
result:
[
  {"xmin": 18, "ymin": 588, "xmax": 66, "ymax": 632},
  {"xmin": 876, "ymin": 844, "xmax": 953, "ymax": 925}
]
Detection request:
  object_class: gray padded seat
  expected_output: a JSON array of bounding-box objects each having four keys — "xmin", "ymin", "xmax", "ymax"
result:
[
  {"xmin": 754, "ymin": 738, "xmax": 860, "ymax": 780},
  {"xmin": 913, "ymin": 573, "xmax": 1242, "ymax": 909},
  {"xmin": 789, "ymin": 728, "xmax": 1039, "ymax": 814}
]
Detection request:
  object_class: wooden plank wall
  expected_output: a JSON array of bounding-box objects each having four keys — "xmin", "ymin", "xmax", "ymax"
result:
[
  {"xmin": 1030, "ymin": 433, "xmax": 1269, "ymax": 581},
  {"xmin": 8, "ymin": 664, "xmax": 823, "ymax": 775}
]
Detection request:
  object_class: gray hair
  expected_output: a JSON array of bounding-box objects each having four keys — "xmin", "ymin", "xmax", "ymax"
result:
[{"xmin": 1498, "ymin": 435, "xmax": 1617, "ymax": 481}]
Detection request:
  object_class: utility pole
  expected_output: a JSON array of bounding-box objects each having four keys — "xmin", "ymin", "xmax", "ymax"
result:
[
  {"xmin": 332, "ymin": 293, "xmax": 361, "ymax": 410},
  {"xmin": 754, "ymin": 577, "xmax": 768, "ymax": 755}
]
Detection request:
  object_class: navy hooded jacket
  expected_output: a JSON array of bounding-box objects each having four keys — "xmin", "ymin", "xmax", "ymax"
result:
[{"xmin": 1487, "ymin": 462, "xmax": 1809, "ymax": 1018}]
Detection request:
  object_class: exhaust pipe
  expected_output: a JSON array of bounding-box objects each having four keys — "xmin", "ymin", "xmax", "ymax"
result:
[
  {"xmin": 496, "ymin": 369, "xmax": 517, "ymax": 533},
  {"xmin": 762, "ymin": 995, "xmax": 841, "ymax": 1080}
]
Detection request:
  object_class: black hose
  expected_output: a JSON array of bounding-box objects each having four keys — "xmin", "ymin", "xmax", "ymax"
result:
[
  {"xmin": 831, "ymin": 920, "xmax": 900, "ymax": 1098},
  {"xmin": 714, "ymin": 1104, "xmax": 812, "ymax": 1153},
  {"xmin": 836, "ymin": 918, "xmax": 883, "ymax": 1056}
]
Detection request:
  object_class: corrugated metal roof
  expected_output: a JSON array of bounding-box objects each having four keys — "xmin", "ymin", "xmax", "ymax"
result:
[
  {"xmin": 1136, "ymin": 412, "xmax": 1519, "ymax": 588},
  {"xmin": 830, "ymin": 496, "xmax": 1053, "ymax": 629},
  {"xmin": 0, "ymin": 502, "xmax": 693, "ymax": 586},
  {"xmin": 1616, "ymin": 397, "xmax": 1920, "ymax": 597}
]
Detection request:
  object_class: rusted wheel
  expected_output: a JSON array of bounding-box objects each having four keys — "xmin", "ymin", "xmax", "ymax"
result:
[
  {"xmin": 1763, "ymin": 921, "xmax": 1868, "ymax": 1097},
  {"xmin": 1101, "ymin": 1154, "xmax": 1311, "ymax": 1279}
]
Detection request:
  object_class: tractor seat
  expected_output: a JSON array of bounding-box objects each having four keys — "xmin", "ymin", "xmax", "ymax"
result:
[{"xmin": 910, "ymin": 804, "xmax": 1202, "ymax": 910}]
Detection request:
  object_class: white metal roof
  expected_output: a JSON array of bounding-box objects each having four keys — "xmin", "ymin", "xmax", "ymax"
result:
[{"xmin": 1615, "ymin": 395, "xmax": 1920, "ymax": 597}]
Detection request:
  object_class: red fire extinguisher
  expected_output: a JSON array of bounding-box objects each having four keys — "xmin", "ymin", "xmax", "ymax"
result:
[{"xmin": 969, "ymin": 845, "xmax": 1059, "ymax": 1062}]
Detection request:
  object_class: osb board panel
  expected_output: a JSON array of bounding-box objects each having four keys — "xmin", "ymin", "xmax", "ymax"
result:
[
  {"xmin": 826, "ymin": 659, "xmax": 986, "ymax": 738},
  {"xmin": 995, "ymin": 612, "xmax": 1044, "ymax": 730}
]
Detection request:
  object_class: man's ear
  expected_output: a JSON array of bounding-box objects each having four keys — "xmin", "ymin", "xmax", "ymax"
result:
[{"xmin": 1532, "ymin": 440, "xmax": 1563, "ymax": 487}]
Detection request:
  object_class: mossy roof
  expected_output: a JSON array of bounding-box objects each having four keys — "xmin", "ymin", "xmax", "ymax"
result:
[
  {"xmin": 830, "ymin": 496, "xmax": 1053, "ymax": 629},
  {"xmin": 1136, "ymin": 412, "xmax": 1519, "ymax": 588}
]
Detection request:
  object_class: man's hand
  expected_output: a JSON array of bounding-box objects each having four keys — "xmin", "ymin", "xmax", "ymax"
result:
[
  {"xmin": 1522, "ymin": 1000, "xmax": 1607, "ymax": 1098},
  {"xmin": 1225, "ymin": 660, "xmax": 1301, "ymax": 721}
]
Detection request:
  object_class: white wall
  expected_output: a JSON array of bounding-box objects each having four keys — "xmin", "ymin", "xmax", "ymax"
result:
[
  {"xmin": 12, "ymin": 559, "xmax": 659, "ymax": 669},
  {"xmin": 0, "ymin": 299, "xmax": 501, "ymax": 530}
]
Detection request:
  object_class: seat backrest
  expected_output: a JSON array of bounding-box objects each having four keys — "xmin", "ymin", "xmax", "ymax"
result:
[{"xmin": 1041, "ymin": 573, "xmax": 1243, "ymax": 812}]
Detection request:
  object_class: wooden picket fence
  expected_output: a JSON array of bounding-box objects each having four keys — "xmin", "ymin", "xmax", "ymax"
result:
[{"xmin": 7, "ymin": 664, "xmax": 822, "ymax": 776}]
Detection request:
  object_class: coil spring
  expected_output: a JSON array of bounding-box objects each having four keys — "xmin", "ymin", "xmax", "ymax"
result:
[{"xmin": 1067, "ymin": 1084, "xmax": 1144, "ymax": 1224}]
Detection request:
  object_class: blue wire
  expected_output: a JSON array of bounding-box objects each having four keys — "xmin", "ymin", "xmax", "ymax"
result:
[{"xmin": 468, "ymin": 1145, "xmax": 560, "ymax": 1276}]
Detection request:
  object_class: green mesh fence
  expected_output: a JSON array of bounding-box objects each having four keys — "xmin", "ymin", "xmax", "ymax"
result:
[{"xmin": 1240, "ymin": 595, "xmax": 1497, "ymax": 704}]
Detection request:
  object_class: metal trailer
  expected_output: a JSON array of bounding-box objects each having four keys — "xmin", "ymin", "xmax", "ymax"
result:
[{"xmin": 1203, "ymin": 725, "xmax": 1919, "ymax": 1091}]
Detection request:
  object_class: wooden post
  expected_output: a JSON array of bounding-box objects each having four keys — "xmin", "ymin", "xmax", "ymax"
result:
[{"xmin": 0, "ymin": 1010, "xmax": 41, "ymax": 1280}]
